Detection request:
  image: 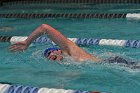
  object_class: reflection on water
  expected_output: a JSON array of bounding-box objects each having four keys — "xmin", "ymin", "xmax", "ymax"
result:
[{"xmin": 0, "ymin": 26, "xmax": 14, "ymax": 31}]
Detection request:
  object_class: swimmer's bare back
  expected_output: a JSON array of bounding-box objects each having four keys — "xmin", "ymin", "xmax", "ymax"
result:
[{"xmin": 17, "ymin": 24, "xmax": 100, "ymax": 62}]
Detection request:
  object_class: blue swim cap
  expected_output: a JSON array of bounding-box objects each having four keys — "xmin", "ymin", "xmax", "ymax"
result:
[{"xmin": 44, "ymin": 47, "xmax": 60, "ymax": 57}]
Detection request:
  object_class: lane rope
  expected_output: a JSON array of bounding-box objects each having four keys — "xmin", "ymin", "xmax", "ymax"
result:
[
  {"xmin": 0, "ymin": 13, "xmax": 139, "ymax": 19},
  {"xmin": 0, "ymin": 36, "xmax": 139, "ymax": 48},
  {"xmin": 0, "ymin": 83, "xmax": 110, "ymax": 93}
]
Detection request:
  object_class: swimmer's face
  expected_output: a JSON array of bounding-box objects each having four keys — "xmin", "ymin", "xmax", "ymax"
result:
[{"xmin": 45, "ymin": 49, "xmax": 63, "ymax": 61}]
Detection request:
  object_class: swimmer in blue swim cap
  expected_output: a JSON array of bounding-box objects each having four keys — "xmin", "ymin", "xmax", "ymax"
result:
[
  {"xmin": 9, "ymin": 24, "xmax": 99, "ymax": 62},
  {"xmin": 9, "ymin": 23, "xmax": 140, "ymax": 68}
]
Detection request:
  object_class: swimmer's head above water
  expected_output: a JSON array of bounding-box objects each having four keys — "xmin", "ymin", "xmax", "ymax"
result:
[{"xmin": 44, "ymin": 48, "xmax": 63, "ymax": 61}]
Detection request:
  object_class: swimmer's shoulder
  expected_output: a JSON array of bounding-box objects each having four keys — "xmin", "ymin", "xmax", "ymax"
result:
[{"xmin": 62, "ymin": 41, "xmax": 100, "ymax": 62}]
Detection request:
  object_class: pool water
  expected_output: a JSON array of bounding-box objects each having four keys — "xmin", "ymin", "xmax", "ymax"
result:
[
  {"xmin": 0, "ymin": 18, "xmax": 140, "ymax": 93},
  {"xmin": 1, "ymin": 3, "xmax": 140, "ymax": 13}
]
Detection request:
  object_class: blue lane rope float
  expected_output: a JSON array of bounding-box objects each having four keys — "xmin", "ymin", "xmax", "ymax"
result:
[
  {"xmin": 125, "ymin": 40, "xmax": 140, "ymax": 48},
  {"xmin": 0, "ymin": 36, "xmax": 140, "ymax": 48},
  {"xmin": 7, "ymin": 85, "xmax": 39, "ymax": 93},
  {"xmin": 76, "ymin": 38, "xmax": 100, "ymax": 46},
  {"xmin": 0, "ymin": 83, "xmax": 110, "ymax": 93},
  {"xmin": 0, "ymin": 13, "xmax": 140, "ymax": 19}
]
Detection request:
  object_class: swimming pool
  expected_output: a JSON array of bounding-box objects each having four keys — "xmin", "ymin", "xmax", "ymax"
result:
[
  {"xmin": 0, "ymin": 17, "xmax": 140, "ymax": 93},
  {"xmin": 0, "ymin": 1, "xmax": 140, "ymax": 93}
]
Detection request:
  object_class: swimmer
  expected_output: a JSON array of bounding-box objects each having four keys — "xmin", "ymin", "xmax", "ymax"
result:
[
  {"xmin": 9, "ymin": 24, "xmax": 140, "ymax": 68},
  {"xmin": 9, "ymin": 24, "xmax": 99, "ymax": 62}
]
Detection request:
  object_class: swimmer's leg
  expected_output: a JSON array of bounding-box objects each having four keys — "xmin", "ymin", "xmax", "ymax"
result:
[
  {"xmin": 104, "ymin": 56, "xmax": 140, "ymax": 69},
  {"xmin": 131, "ymin": 63, "xmax": 140, "ymax": 69},
  {"xmin": 107, "ymin": 56, "xmax": 128, "ymax": 64},
  {"xmin": 106, "ymin": 56, "xmax": 137, "ymax": 65}
]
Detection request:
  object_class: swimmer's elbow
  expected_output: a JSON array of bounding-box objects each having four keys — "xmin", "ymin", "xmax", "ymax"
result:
[
  {"xmin": 39, "ymin": 24, "xmax": 51, "ymax": 34},
  {"xmin": 40, "ymin": 24, "xmax": 46, "ymax": 29},
  {"xmin": 41, "ymin": 24, "xmax": 48, "ymax": 27}
]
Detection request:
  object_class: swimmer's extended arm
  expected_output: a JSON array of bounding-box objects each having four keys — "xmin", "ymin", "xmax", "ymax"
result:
[
  {"xmin": 25, "ymin": 24, "xmax": 72, "ymax": 50},
  {"xmin": 10, "ymin": 24, "xmax": 73, "ymax": 51},
  {"xmin": 9, "ymin": 24, "xmax": 99, "ymax": 62}
]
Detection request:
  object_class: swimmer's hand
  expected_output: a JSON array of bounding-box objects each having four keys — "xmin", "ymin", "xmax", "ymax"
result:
[{"xmin": 9, "ymin": 41, "xmax": 29, "ymax": 52}]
